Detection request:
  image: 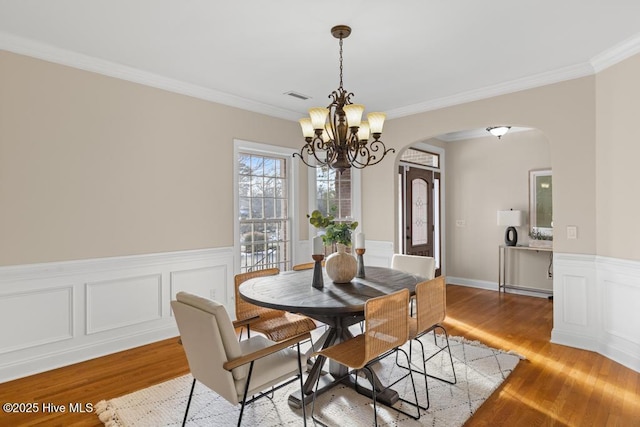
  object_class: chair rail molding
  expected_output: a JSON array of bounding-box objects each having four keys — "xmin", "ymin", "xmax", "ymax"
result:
[{"xmin": 0, "ymin": 247, "xmax": 234, "ymax": 383}]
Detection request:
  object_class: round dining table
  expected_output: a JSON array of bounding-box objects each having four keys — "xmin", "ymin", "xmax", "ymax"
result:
[{"xmin": 239, "ymin": 265, "xmax": 424, "ymax": 408}]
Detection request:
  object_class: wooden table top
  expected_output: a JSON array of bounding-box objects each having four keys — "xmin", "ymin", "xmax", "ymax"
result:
[{"xmin": 239, "ymin": 266, "xmax": 423, "ymax": 317}]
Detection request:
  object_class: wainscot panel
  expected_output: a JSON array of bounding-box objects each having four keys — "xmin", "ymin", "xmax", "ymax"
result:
[{"xmin": 0, "ymin": 248, "xmax": 234, "ymax": 383}]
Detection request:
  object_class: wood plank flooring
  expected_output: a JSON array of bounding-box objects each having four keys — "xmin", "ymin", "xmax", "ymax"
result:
[{"xmin": 1, "ymin": 284, "xmax": 638, "ymax": 426}]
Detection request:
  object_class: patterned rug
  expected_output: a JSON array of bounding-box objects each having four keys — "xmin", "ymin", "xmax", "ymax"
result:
[{"xmin": 96, "ymin": 336, "xmax": 524, "ymax": 427}]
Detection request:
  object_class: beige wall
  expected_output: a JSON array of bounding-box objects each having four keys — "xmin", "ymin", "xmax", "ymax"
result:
[
  {"xmin": 363, "ymin": 76, "xmax": 598, "ymax": 260},
  {"xmin": 5, "ymin": 48, "xmax": 640, "ymax": 271},
  {"xmin": 0, "ymin": 51, "xmax": 304, "ymax": 266},
  {"xmin": 445, "ymin": 130, "xmax": 552, "ymax": 287},
  {"xmin": 596, "ymin": 54, "xmax": 640, "ymax": 261}
]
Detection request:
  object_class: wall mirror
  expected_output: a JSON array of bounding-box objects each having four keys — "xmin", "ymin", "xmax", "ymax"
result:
[{"xmin": 529, "ymin": 169, "xmax": 553, "ymax": 237}]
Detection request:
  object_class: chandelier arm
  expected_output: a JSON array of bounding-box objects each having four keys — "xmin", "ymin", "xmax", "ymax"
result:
[{"xmin": 361, "ymin": 140, "xmax": 396, "ymax": 167}]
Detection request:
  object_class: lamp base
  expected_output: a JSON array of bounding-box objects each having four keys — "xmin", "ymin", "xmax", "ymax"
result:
[{"xmin": 505, "ymin": 226, "xmax": 518, "ymax": 246}]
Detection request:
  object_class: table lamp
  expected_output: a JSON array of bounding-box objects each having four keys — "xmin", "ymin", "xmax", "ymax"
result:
[{"xmin": 497, "ymin": 209, "xmax": 522, "ymax": 246}]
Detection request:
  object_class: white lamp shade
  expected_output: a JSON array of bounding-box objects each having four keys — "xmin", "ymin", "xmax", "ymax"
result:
[
  {"xmin": 344, "ymin": 104, "xmax": 365, "ymax": 128},
  {"xmin": 357, "ymin": 121, "xmax": 370, "ymax": 141},
  {"xmin": 309, "ymin": 107, "xmax": 329, "ymax": 130},
  {"xmin": 299, "ymin": 118, "xmax": 314, "ymax": 138},
  {"xmin": 497, "ymin": 210, "xmax": 522, "ymax": 227},
  {"xmin": 367, "ymin": 112, "xmax": 386, "ymax": 134},
  {"xmin": 487, "ymin": 126, "xmax": 511, "ymax": 138}
]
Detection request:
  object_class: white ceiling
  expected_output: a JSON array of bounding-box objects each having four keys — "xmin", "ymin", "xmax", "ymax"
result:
[{"xmin": 2, "ymin": 0, "xmax": 640, "ymax": 123}]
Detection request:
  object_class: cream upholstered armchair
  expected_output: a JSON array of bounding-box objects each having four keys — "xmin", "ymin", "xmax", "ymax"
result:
[{"xmin": 171, "ymin": 292, "xmax": 309, "ymax": 427}]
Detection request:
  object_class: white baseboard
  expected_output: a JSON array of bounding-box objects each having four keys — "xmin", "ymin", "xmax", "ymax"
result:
[
  {"xmin": 0, "ymin": 248, "xmax": 234, "ymax": 383},
  {"xmin": 447, "ymin": 276, "xmax": 551, "ymax": 298}
]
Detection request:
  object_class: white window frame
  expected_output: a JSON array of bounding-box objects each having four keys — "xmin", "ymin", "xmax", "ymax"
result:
[
  {"xmin": 233, "ymin": 139, "xmax": 298, "ymax": 274},
  {"xmin": 308, "ymin": 165, "xmax": 362, "ymax": 239}
]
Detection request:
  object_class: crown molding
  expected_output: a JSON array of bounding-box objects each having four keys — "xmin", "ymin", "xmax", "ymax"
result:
[
  {"xmin": 590, "ymin": 32, "xmax": 640, "ymax": 73},
  {"xmin": 3, "ymin": 30, "xmax": 640, "ymax": 123},
  {"xmin": 386, "ymin": 62, "xmax": 595, "ymax": 119},
  {"xmin": 0, "ymin": 32, "xmax": 301, "ymax": 121}
]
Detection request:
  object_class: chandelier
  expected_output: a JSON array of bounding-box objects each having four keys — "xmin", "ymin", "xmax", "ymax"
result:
[{"xmin": 293, "ymin": 25, "xmax": 394, "ymax": 172}]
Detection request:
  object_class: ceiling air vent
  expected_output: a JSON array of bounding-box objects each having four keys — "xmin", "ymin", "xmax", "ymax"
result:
[{"xmin": 284, "ymin": 91, "xmax": 311, "ymax": 100}]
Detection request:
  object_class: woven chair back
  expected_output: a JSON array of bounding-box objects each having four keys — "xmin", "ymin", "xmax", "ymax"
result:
[
  {"xmin": 364, "ymin": 288, "xmax": 409, "ymax": 361},
  {"xmin": 234, "ymin": 268, "xmax": 284, "ymax": 321},
  {"xmin": 415, "ymin": 276, "xmax": 446, "ymax": 333}
]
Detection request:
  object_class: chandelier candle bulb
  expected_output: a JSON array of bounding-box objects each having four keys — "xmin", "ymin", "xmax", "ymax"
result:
[{"xmin": 355, "ymin": 232, "xmax": 365, "ymax": 249}]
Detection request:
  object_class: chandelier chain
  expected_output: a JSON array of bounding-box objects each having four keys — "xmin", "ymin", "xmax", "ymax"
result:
[{"xmin": 338, "ymin": 35, "xmax": 344, "ymax": 90}]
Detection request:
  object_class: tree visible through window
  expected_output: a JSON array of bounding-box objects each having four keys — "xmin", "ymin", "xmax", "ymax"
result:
[
  {"xmin": 238, "ymin": 153, "xmax": 290, "ymax": 272},
  {"xmin": 316, "ymin": 166, "xmax": 351, "ymax": 220}
]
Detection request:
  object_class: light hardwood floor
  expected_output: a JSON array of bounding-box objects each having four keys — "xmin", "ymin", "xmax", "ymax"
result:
[{"xmin": 1, "ymin": 285, "xmax": 639, "ymax": 426}]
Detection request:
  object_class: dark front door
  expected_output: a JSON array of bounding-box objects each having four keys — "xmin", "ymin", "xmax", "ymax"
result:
[{"xmin": 400, "ymin": 166, "xmax": 441, "ymax": 276}]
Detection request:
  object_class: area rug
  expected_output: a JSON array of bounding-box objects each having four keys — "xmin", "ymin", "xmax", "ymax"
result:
[{"xmin": 96, "ymin": 336, "xmax": 524, "ymax": 427}]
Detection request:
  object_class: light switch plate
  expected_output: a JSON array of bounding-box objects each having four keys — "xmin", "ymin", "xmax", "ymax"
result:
[
  {"xmin": 456, "ymin": 220, "xmax": 466, "ymax": 227},
  {"xmin": 567, "ymin": 225, "xmax": 577, "ymax": 239}
]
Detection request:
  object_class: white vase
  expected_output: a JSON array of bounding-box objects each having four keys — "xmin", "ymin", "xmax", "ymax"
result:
[{"xmin": 325, "ymin": 243, "xmax": 357, "ymax": 284}]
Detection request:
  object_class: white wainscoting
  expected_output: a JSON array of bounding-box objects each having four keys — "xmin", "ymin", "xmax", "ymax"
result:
[
  {"xmin": 552, "ymin": 253, "xmax": 640, "ymax": 373},
  {"xmin": 448, "ymin": 252, "xmax": 640, "ymax": 373},
  {"xmin": 4, "ymin": 245, "xmax": 636, "ymax": 382},
  {"xmin": 0, "ymin": 248, "xmax": 234, "ymax": 383}
]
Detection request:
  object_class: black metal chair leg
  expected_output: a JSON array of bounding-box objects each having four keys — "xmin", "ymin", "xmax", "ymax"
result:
[
  {"xmin": 238, "ymin": 361, "xmax": 255, "ymax": 427},
  {"xmin": 182, "ymin": 378, "xmax": 196, "ymax": 427},
  {"xmin": 296, "ymin": 342, "xmax": 307, "ymax": 426}
]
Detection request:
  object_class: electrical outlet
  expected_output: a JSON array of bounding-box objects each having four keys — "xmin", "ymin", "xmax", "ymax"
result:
[
  {"xmin": 456, "ymin": 219, "xmax": 466, "ymax": 227},
  {"xmin": 567, "ymin": 226, "xmax": 577, "ymax": 240},
  {"xmin": 210, "ymin": 289, "xmax": 216, "ymax": 300}
]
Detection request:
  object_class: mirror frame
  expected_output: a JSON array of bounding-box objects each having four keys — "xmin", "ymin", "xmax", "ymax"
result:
[{"xmin": 529, "ymin": 168, "xmax": 553, "ymax": 237}]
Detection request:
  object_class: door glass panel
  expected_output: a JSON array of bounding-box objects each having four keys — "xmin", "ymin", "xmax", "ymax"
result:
[{"xmin": 411, "ymin": 178, "xmax": 428, "ymax": 245}]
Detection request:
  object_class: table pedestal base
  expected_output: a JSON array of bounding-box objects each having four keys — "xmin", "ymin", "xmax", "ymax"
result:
[{"xmin": 288, "ymin": 371, "xmax": 400, "ymax": 409}]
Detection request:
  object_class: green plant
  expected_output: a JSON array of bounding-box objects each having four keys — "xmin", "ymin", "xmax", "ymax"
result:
[{"xmin": 307, "ymin": 209, "xmax": 358, "ymax": 246}]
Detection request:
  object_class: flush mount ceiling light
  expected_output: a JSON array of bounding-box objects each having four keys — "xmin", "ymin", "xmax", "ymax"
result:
[
  {"xmin": 293, "ymin": 25, "xmax": 394, "ymax": 172},
  {"xmin": 487, "ymin": 126, "xmax": 511, "ymax": 139}
]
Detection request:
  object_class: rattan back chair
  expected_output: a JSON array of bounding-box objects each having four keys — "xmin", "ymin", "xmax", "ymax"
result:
[
  {"xmin": 234, "ymin": 269, "xmax": 318, "ymax": 343},
  {"xmin": 397, "ymin": 276, "xmax": 456, "ymax": 410},
  {"xmin": 311, "ymin": 288, "xmax": 419, "ymax": 426},
  {"xmin": 292, "ymin": 261, "xmax": 324, "ymax": 271}
]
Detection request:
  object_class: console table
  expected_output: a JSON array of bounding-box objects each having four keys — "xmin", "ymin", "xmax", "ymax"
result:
[{"xmin": 498, "ymin": 244, "xmax": 553, "ymax": 295}]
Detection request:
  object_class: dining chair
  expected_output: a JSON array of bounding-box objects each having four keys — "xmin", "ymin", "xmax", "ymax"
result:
[
  {"xmin": 234, "ymin": 268, "xmax": 318, "ymax": 342},
  {"xmin": 391, "ymin": 253, "xmax": 436, "ymax": 280},
  {"xmin": 391, "ymin": 253, "xmax": 436, "ymax": 317},
  {"xmin": 171, "ymin": 292, "xmax": 309, "ymax": 427},
  {"xmin": 310, "ymin": 288, "xmax": 420, "ymax": 426},
  {"xmin": 396, "ymin": 276, "xmax": 456, "ymax": 410},
  {"xmin": 292, "ymin": 261, "xmax": 324, "ymax": 270}
]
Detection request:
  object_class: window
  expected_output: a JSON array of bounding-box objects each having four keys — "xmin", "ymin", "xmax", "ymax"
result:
[
  {"xmin": 315, "ymin": 166, "xmax": 352, "ymax": 219},
  {"xmin": 399, "ymin": 148, "xmax": 440, "ymax": 169},
  {"xmin": 237, "ymin": 149, "xmax": 292, "ymax": 273}
]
